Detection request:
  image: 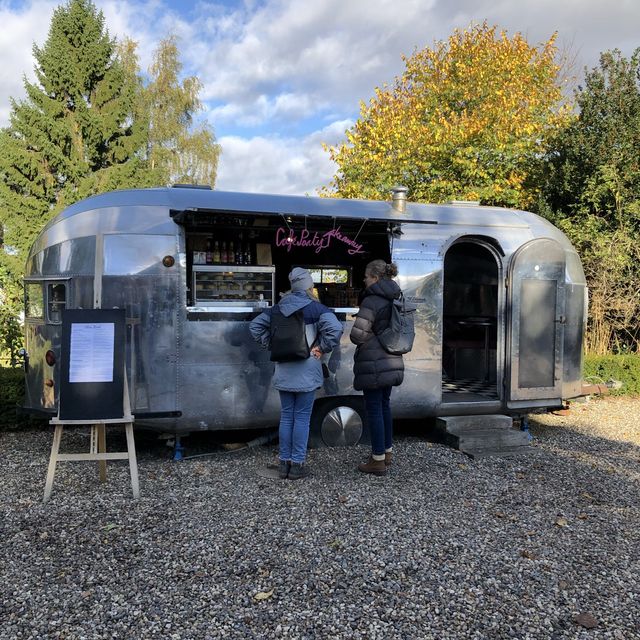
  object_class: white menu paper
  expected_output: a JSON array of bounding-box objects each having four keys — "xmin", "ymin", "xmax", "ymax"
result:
[{"xmin": 69, "ymin": 323, "xmax": 115, "ymax": 383}]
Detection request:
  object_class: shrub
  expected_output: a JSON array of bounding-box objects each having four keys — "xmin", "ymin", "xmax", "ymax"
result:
[
  {"xmin": 583, "ymin": 353, "xmax": 640, "ymax": 396},
  {"xmin": 0, "ymin": 367, "xmax": 42, "ymax": 430}
]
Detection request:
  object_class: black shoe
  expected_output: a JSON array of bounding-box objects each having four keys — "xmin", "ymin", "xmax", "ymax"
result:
[
  {"xmin": 288, "ymin": 462, "xmax": 310, "ymax": 480},
  {"xmin": 279, "ymin": 460, "xmax": 291, "ymax": 479}
]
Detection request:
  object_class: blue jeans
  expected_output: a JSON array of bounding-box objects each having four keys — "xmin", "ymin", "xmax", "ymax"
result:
[
  {"xmin": 363, "ymin": 387, "xmax": 393, "ymax": 455},
  {"xmin": 278, "ymin": 390, "xmax": 316, "ymax": 463}
]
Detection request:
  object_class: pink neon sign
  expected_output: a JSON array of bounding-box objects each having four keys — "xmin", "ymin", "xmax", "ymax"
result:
[{"xmin": 275, "ymin": 226, "xmax": 365, "ymax": 255}]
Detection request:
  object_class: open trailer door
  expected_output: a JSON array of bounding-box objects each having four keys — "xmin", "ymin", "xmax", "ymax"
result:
[{"xmin": 507, "ymin": 238, "xmax": 566, "ymax": 404}]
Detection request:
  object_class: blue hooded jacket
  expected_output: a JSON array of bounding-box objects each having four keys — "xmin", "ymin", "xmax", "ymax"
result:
[{"xmin": 250, "ymin": 291, "xmax": 343, "ymax": 392}]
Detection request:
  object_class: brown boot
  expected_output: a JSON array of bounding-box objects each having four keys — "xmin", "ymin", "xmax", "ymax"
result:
[
  {"xmin": 358, "ymin": 456, "xmax": 387, "ymax": 476},
  {"xmin": 385, "ymin": 452, "xmax": 393, "ymax": 467}
]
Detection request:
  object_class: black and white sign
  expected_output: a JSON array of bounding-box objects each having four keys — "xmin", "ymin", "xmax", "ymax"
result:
[
  {"xmin": 69, "ymin": 323, "xmax": 115, "ymax": 383},
  {"xmin": 59, "ymin": 309, "xmax": 126, "ymax": 420}
]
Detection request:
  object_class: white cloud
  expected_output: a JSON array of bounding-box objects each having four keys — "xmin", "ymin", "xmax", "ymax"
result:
[
  {"xmin": 216, "ymin": 119, "xmax": 353, "ymax": 194},
  {"xmin": 208, "ymin": 91, "xmax": 325, "ymax": 128},
  {"xmin": 99, "ymin": 0, "xmax": 194, "ymax": 71},
  {"xmin": 193, "ymin": 0, "xmax": 438, "ymax": 126},
  {"xmin": 0, "ymin": 0, "xmax": 57, "ymax": 122},
  {"xmin": 5, "ymin": 0, "xmax": 639, "ymax": 131},
  {"xmin": 1, "ymin": 0, "xmax": 639, "ymax": 195},
  {"xmin": 4, "ymin": 1, "xmax": 640, "ymax": 109},
  {"xmin": 190, "ymin": 0, "xmax": 640, "ymax": 129},
  {"xmin": 429, "ymin": 0, "xmax": 640, "ymax": 75}
]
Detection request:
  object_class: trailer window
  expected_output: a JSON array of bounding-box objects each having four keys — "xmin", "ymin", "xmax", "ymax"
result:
[
  {"xmin": 104, "ymin": 234, "xmax": 176, "ymax": 275},
  {"xmin": 47, "ymin": 283, "xmax": 67, "ymax": 324},
  {"xmin": 25, "ymin": 283, "xmax": 44, "ymax": 319},
  {"xmin": 308, "ymin": 267, "xmax": 350, "ymax": 285}
]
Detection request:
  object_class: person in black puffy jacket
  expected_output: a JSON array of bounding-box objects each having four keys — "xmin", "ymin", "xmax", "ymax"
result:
[{"xmin": 350, "ymin": 259, "xmax": 404, "ymax": 476}]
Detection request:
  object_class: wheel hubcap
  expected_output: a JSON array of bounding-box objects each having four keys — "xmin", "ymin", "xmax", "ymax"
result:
[{"xmin": 320, "ymin": 406, "xmax": 363, "ymax": 446}]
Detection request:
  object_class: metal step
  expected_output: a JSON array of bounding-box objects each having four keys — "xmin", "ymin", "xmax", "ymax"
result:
[
  {"xmin": 461, "ymin": 445, "xmax": 532, "ymax": 460},
  {"xmin": 457, "ymin": 429, "xmax": 529, "ymax": 448},
  {"xmin": 436, "ymin": 414, "xmax": 531, "ymax": 458},
  {"xmin": 437, "ymin": 414, "xmax": 513, "ymax": 434}
]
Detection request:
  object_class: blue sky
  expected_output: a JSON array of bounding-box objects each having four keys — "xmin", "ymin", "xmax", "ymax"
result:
[{"xmin": 1, "ymin": 0, "xmax": 639, "ymax": 194}]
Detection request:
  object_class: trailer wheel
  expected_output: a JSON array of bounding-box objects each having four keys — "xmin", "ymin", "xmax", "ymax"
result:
[{"xmin": 309, "ymin": 397, "xmax": 367, "ymax": 448}]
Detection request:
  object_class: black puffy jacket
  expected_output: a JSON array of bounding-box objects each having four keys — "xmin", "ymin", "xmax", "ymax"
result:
[{"xmin": 350, "ymin": 279, "xmax": 404, "ymax": 390}]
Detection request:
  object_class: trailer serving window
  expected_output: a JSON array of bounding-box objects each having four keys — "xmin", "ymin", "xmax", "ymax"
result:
[{"xmin": 173, "ymin": 208, "xmax": 393, "ymax": 312}]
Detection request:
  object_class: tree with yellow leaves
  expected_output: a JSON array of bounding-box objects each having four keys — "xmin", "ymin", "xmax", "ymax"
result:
[{"xmin": 323, "ymin": 23, "xmax": 572, "ymax": 208}]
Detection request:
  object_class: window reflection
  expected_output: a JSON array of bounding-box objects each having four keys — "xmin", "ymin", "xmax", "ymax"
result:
[
  {"xmin": 308, "ymin": 267, "xmax": 350, "ymax": 284},
  {"xmin": 25, "ymin": 283, "xmax": 44, "ymax": 319}
]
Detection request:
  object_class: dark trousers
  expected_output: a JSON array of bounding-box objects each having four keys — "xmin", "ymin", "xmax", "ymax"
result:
[{"xmin": 363, "ymin": 386, "xmax": 393, "ymax": 455}]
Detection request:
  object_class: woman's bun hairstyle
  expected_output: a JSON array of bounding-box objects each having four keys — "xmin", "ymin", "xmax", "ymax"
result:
[
  {"xmin": 385, "ymin": 262, "xmax": 399, "ymax": 278},
  {"xmin": 366, "ymin": 259, "xmax": 398, "ymax": 279}
]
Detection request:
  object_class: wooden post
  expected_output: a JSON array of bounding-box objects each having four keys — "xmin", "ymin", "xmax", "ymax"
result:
[
  {"xmin": 43, "ymin": 425, "xmax": 63, "ymax": 503},
  {"xmin": 125, "ymin": 422, "xmax": 140, "ymax": 499},
  {"xmin": 43, "ymin": 372, "xmax": 139, "ymax": 503},
  {"xmin": 97, "ymin": 424, "xmax": 107, "ymax": 482}
]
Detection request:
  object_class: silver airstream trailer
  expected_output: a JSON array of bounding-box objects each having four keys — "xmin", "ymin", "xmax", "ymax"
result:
[{"xmin": 21, "ymin": 186, "xmax": 586, "ymax": 445}]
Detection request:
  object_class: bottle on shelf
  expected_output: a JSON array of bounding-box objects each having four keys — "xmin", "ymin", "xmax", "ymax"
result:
[
  {"xmin": 229, "ymin": 241, "xmax": 235, "ymax": 265},
  {"xmin": 236, "ymin": 234, "xmax": 244, "ymax": 264},
  {"xmin": 243, "ymin": 241, "xmax": 252, "ymax": 265},
  {"xmin": 205, "ymin": 238, "xmax": 213, "ymax": 265},
  {"xmin": 213, "ymin": 240, "xmax": 221, "ymax": 263},
  {"xmin": 221, "ymin": 241, "xmax": 228, "ymax": 264}
]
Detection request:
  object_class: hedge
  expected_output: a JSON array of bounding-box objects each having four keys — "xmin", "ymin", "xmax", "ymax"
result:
[
  {"xmin": 583, "ymin": 353, "xmax": 640, "ymax": 396},
  {"xmin": 0, "ymin": 367, "xmax": 45, "ymax": 431}
]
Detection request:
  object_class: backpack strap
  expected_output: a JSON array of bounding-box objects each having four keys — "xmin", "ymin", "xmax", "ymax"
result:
[{"xmin": 372, "ymin": 294, "xmax": 397, "ymax": 337}]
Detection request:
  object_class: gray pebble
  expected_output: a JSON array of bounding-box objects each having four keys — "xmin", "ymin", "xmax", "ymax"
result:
[{"xmin": 0, "ymin": 397, "xmax": 638, "ymax": 638}]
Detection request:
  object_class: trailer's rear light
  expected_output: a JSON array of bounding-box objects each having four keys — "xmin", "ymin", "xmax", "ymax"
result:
[
  {"xmin": 45, "ymin": 350, "xmax": 56, "ymax": 366},
  {"xmin": 44, "ymin": 379, "xmax": 54, "ymax": 387}
]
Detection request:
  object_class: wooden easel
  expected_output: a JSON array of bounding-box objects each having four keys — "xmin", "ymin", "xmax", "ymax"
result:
[{"xmin": 43, "ymin": 373, "xmax": 139, "ymax": 502}]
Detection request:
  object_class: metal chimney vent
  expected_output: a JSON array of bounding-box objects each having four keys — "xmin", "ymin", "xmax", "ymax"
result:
[{"xmin": 390, "ymin": 185, "xmax": 408, "ymax": 213}]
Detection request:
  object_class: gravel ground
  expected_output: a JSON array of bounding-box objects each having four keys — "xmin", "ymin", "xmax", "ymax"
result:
[{"xmin": 1, "ymin": 397, "xmax": 639, "ymax": 640}]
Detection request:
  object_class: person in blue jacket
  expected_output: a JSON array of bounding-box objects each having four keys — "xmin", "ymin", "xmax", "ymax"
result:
[{"xmin": 250, "ymin": 267, "xmax": 343, "ymax": 480}]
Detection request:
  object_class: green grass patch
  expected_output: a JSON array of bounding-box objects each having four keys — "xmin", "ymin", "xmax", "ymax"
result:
[{"xmin": 584, "ymin": 353, "xmax": 640, "ymax": 396}]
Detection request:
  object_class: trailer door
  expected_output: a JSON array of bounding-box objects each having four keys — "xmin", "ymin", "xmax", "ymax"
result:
[
  {"xmin": 101, "ymin": 233, "xmax": 180, "ymax": 416},
  {"xmin": 506, "ymin": 238, "xmax": 565, "ymax": 403}
]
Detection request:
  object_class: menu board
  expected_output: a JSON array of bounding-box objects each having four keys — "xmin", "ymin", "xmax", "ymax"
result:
[
  {"xmin": 59, "ymin": 309, "xmax": 126, "ymax": 420},
  {"xmin": 69, "ymin": 323, "xmax": 115, "ymax": 383}
]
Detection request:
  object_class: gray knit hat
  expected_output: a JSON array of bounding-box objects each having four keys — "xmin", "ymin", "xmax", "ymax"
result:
[{"xmin": 289, "ymin": 267, "xmax": 314, "ymax": 292}]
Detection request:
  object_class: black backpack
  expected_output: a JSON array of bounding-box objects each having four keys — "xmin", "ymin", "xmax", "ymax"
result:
[
  {"xmin": 377, "ymin": 294, "xmax": 416, "ymax": 355},
  {"xmin": 269, "ymin": 305, "xmax": 310, "ymax": 362}
]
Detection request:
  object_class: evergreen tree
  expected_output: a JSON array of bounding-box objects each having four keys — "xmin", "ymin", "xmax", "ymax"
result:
[
  {"xmin": 541, "ymin": 49, "xmax": 640, "ymax": 223},
  {"xmin": 0, "ymin": 0, "xmax": 147, "ymax": 254},
  {"xmin": 0, "ymin": 3, "xmax": 220, "ymax": 360},
  {"xmin": 0, "ymin": 0, "xmax": 148, "ymax": 358}
]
